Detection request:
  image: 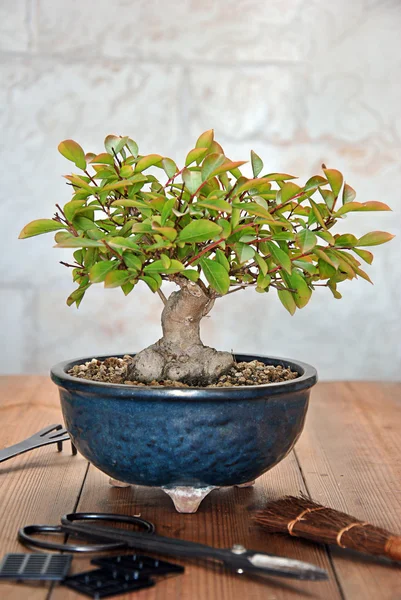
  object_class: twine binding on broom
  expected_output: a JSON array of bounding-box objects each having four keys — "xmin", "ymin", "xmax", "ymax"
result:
[
  {"xmin": 336, "ymin": 522, "xmax": 368, "ymax": 548},
  {"xmin": 287, "ymin": 506, "xmax": 325, "ymax": 536}
]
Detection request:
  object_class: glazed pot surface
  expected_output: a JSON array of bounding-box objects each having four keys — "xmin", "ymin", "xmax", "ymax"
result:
[{"xmin": 51, "ymin": 354, "xmax": 317, "ymax": 488}]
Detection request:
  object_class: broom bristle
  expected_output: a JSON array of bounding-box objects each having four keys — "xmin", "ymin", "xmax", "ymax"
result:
[{"xmin": 254, "ymin": 495, "xmax": 397, "ymax": 558}]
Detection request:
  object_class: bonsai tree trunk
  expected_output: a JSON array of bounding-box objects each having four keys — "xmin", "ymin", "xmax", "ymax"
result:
[{"xmin": 127, "ymin": 279, "xmax": 233, "ymax": 384}]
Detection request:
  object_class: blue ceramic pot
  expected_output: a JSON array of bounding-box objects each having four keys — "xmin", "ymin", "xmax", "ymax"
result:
[{"xmin": 51, "ymin": 354, "xmax": 317, "ymax": 491}]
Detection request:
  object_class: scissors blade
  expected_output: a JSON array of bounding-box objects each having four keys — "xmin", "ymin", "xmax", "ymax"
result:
[
  {"xmin": 245, "ymin": 552, "xmax": 328, "ymax": 580},
  {"xmin": 61, "ymin": 522, "xmax": 328, "ymax": 581}
]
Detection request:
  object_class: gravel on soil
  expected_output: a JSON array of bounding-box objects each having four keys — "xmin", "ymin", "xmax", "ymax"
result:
[{"xmin": 68, "ymin": 355, "xmax": 299, "ymax": 387}]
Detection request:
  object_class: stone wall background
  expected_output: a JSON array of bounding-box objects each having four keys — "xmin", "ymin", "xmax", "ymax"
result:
[{"xmin": 1, "ymin": 0, "xmax": 400, "ymax": 379}]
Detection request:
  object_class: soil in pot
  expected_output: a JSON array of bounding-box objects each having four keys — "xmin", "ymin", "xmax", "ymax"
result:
[{"xmin": 68, "ymin": 356, "xmax": 299, "ymax": 387}]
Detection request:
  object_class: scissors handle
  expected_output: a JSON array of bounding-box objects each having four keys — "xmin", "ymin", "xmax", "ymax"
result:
[{"xmin": 18, "ymin": 513, "xmax": 154, "ymax": 554}]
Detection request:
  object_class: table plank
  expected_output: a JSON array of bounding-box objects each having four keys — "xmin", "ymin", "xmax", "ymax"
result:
[
  {"xmin": 51, "ymin": 451, "xmax": 340, "ymax": 600},
  {"xmin": 295, "ymin": 382, "xmax": 401, "ymax": 600},
  {"xmin": 0, "ymin": 377, "xmax": 89, "ymax": 600}
]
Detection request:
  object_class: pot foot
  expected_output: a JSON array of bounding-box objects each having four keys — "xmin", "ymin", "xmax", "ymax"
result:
[
  {"xmin": 109, "ymin": 477, "xmax": 131, "ymax": 488},
  {"xmin": 162, "ymin": 486, "xmax": 217, "ymax": 513},
  {"xmin": 235, "ymin": 480, "xmax": 255, "ymax": 488}
]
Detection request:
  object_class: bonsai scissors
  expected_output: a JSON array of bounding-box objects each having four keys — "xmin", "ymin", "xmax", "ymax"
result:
[{"xmin": 18, "ymin": 512, "xmax": 328, "ymax": 581}]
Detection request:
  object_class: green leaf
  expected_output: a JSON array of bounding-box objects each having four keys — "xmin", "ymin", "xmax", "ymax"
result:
[
  {"xmin": 257, "ymin": 272, "xmax": 271, "ymax": 289},
  {"xmin": 293, "ymin": 259, "xmax": 318, "ymax": 275},
  {"xmin": 127, "ymin": 138, "xmax": 139, "ymax": 157},
  {"xmin": 162, "ymin": 157, "xmax": 177, "ymax": 178},
  {"xmin": 355, "ymin": 267, "xmax": 373, "ymax": 284},
  {"xmin": 121, "ymin": 282, "xmax": 135, "ymax": 296},
  {"xmin": 119, "ymin": 165, "xmax": 133, "ymax": 178},
  {"xmin": 104, "ymin": 270, "xmax": 131, "ymax": 288},
  {"xmin": 232, "ymin": 202, "xmax": 280, "ymax": 226},
  {"xmin": 123, "ymin": 254, "xmax": 142, "ymax": 270},
  {"xmin": 356, "ymin": 231, "xmax": 395, "ymax": 247},
  {"xmin": 54, "ymin": 235, "xmax": 104, "ymax": 248},
  {"xmin": 250, "ymin": 150, "xmax": 263, "ymax": 177},
  {"xmin": 254, "ymin": 253, "xmax": 268, "ymax": 276},
  {"xmin": 58, "ymin": 139, "xmax": 86, "ymax": 170},
  {"xmin": 63, "ymin": 200, "xmax": 85, "ymax": 221},
  {"xmin": 104, "ymin": 135, "xmax": 121, "ymax": 155},
  {"xmin": 335, "ymin": 234, "xmax": 358, "ymax": 248},
  {"xmin": 140, "ymin": 275, "xmax": 161, "ymax": 292},
  {"xmin": 182, "ymin": 168, "xmax": 202, "ymax": 195},
  {"xmin": 161, "ymin": 198, "xmax": 176, "ymax": 225},
  {"xmin": 151, "ymin": 224, "xmax": 177, "ymax": 241},
  {"xmin": 185, "ymin": 148, "xmax": 208, "ymax": 166},
  {"xmin": 279, "ymin": 182, "xmax": 300, "ymax": 204},
  {"xmin": 218, "ymin": 219, "xmax": 232, "ymax": 239},
  {"xmin": 131, "ymin": 222, "xmax": 153, "ymax": 234},
  {"xmin": 328, "ymin": 280, "xmax": 342, "ymax": 299},
  {"xmin": 296, "ymin": 229, "xmax": 317, "ymax": 252},
  {"xmin": 64, "ymin": 175, "xmax": 93, "ymax": 192},
  {"xmin": 310, "ymin": 200, "xmax": 327, "ymax": 228},
  {"xmin": 181, "ymin": 269, "xmax": 199, "ymax": 282},
  {"xmin": 89, "ymin": 260, "xmax": 117, "ymax": 283},
  {"xmin": 108, "ymin": 237, "xmax": 140, "ymax": 250},
  {"xmin": 196, "ymin": 197, "xmax": 232, "ymax": 213},
  {"xmin": 177, "ymin": 219, "xmax": 222, "ymax": 244},
  {"xmin": 66, "ymin": 287, "xmax": 86, "ymax": 308},
  {"xmin": 314, "ymin": 248, "xmax": 339, "ymax": 268},
  {"xmin": 342, "ymin": 183, "xmax": 356, "ymax": 204},
  {"xmin": 304, "ymin": 175, "xmax": 328, "ymax": 192},
  {"xmin": 90, "ymin": 153, "xmax": 114, "ymax": 166},
  {"xmin": 113, "ymin": 136, "xmax": 129, "ymax": 154},
  {"xmin": 201, "ymin": 153, "xmax": 226, "ymax": 181},
  {"xmin": 210, "ymin": 160, "xmax": 247, "ymax": 178},
  {"xmin": 235, "ymin": 177, "xmax": 283, "ymax": 195},
  {"xmin": 135, "ymin": 154, "xmax": 163, "ymax": 172},
  {"xmin": 353, "ymin": 248, "xmax": 374, "ymax": 265},
  {"xmin": 195, "ymin": 129, "xmax": 214, "ymax": 149},
  {"xmin": 214, "ymin": 248, "xmax": 230, "ymax": 271},
  {"xmin": 267, "ymin": 242, "xmax": 292, "ymax": 274},
  {"xmin": 284, "ymin": 270, "xmax": 312, "ymax": 308},
  {"xmin": 19, "ymin": 219, "xmax": 67, "ymax": 239},
  {"xmin": 278, "ymin": 289, "xmax": 296, "ymax": 315},
  {"xmin": 201, "ymin": 258, "xmax": 230, "ymax": 295},
  {"xmin": 336, "ymin": 201, "xmax": 391, "ymax": 216},
  {"xmin": 144, "ymin": 259, "xmax": 184, "ymax": 274},
  {"xmin": 323, "ymin": 168, "xmax": 343, "ymax": 197},
  {"xmin": 234, "ymin": 242, "xmax": 255, "ymax": 263},
  {"xmin": 318, "ymin": 258, "xmax": 336, "ymax": 279},
  {"xmin": 160, "ymin": 254, "xmax": 171, "ymax": 268},
  {"xmin": 73, "ymin": 216, "xmax": 96, "ymax": 232},
  {"xmin": 316, "ymin": 230, "xmax": 335, "ymax": 245},
  {"xmin": 320, "ymin": 189, "xmax": 335, "ymax": 211}
]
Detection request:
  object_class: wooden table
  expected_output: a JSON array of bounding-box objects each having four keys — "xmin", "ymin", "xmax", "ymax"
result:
[{"xmin": 0, "ymin": 377, "xmax": 400, "ymax": 599}]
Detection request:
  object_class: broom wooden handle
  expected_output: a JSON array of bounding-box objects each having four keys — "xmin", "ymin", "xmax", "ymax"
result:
[{"xmin": 385, "ymin": 536, "xmax": 401, "ymax": 561}]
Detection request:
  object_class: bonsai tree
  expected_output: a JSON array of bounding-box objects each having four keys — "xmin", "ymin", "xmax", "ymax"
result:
[{"xmin": 19, "ymin": 131, "xmax": 394, "ymax": 384}]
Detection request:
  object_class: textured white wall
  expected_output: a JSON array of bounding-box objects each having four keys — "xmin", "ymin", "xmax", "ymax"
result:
[{"xmin": 1, "ymin": 0, "xmax": 400, "ymax": 379}]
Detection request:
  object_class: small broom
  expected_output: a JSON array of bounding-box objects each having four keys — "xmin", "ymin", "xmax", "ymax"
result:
[{"xmin": 253, "ymin": 496, "xmax": 401, "ymax": 562}]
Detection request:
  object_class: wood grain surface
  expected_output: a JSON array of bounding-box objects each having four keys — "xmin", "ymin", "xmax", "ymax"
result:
[{"xmin": 0, "ymin": 377, "xmax": 400, "ymax": 599}]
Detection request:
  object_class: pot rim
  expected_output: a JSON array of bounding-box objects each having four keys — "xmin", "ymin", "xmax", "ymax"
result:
[{"xmin": 51, "ymin": 353, "xmax": 317, "ymax": 399}]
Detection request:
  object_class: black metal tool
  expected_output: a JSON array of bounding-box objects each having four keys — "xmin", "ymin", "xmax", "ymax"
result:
[
  {"xmin": 18, "ymin": 513, "xmax": 154, "ymax": 553},
  {"xmin": 0, "ymin": 553, "xmax": 72, "ymax": 582},
  {"xmin": 0, "ymin": 424, "xmax": 76, "ymax": 464},
  {"xmin": 18, "ymin": 512, "xmax": 328, "ymax": 581},
  {"xmin": 63, "ymin": 568, "xmax": 154, "ymax": 598},
  {"xmin": 60, "ymin": 521, "xmax": 328, "ymax": 581},
  {"xmin": 92, "ymin": 554, "xmax": 185, "ymax": 577}
]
